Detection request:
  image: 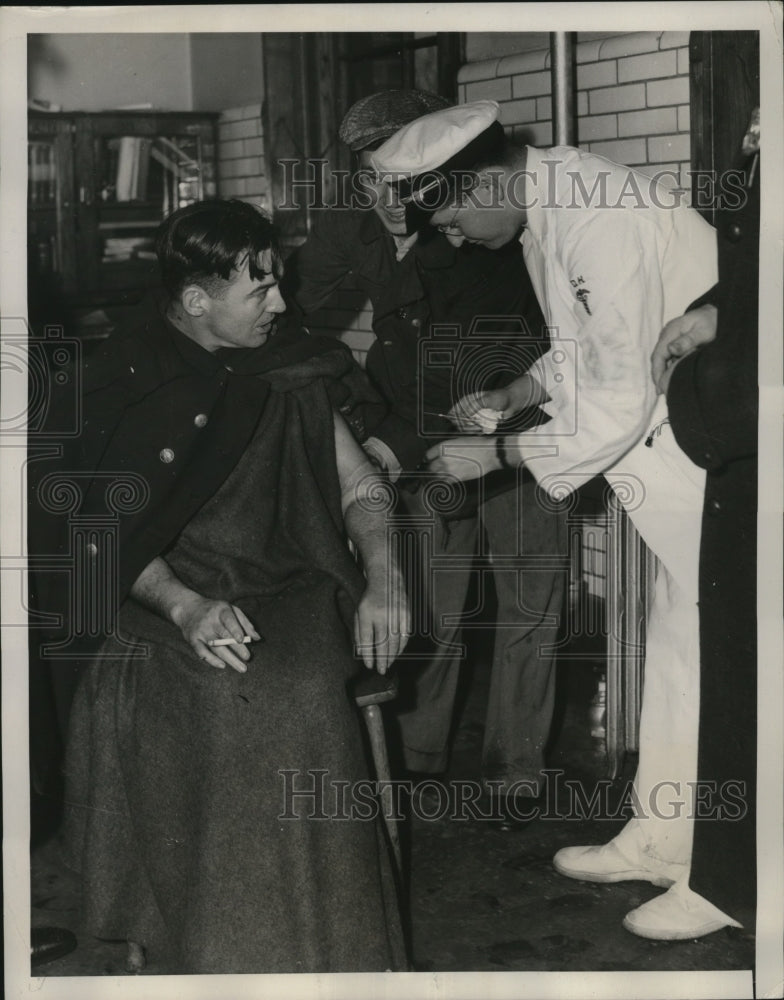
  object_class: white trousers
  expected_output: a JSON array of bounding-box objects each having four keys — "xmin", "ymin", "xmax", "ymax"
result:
[{"xmin": 605, "ymin": 396, "xmax": 706, "ymax": 881}]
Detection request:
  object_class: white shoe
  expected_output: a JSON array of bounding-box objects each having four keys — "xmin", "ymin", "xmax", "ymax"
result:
[
  {"xmin": 553, "ymin": 842, "xmax": 675, "ymax": 888},
  {"xmin": 623, "ymin": 883, "xmax": 742, "ymax": 940}
]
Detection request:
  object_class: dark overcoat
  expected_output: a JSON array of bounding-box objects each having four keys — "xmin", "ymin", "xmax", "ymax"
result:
[{"xmin": 666, "ymin": 151, "xmax": 759, "ymax": 925}]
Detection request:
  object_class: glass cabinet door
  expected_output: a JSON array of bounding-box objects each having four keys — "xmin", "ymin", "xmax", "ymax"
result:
[
  {"xmin": 76, "ymin": 116, "xmax": 217, "ymax": 295},
  {"xmin": 28, "ymin": 118, "xmax": 77, "ymax": 295}
]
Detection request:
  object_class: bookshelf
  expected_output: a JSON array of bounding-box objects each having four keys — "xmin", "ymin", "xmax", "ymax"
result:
[{"xmin": 28, "ymin": 111, "xmax": 218, "ymax": 333}]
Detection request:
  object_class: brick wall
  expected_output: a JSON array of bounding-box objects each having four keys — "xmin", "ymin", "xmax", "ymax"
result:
[
  {"xmin": 456, "ymin": 30, "xmax": 693, "ymax": 596},
  {"xmin": 458, "ymin": 30, "xmax": 692, "ymax": 199},
  {"xmin": 308, "ymin": 31, "xmax": 694, "ymax": 364},
  {"xmin": 217, "ymin": 103, "xmax": 270, "ymax": 210},
  {"xmin": 581, "ymin": 520, "xmax": 609, "ymax": 600},
  {"xmin": 217, "ymin": 102, "xmax": 375, "ymax": 366},
  {"xmin": 298, "ymin": 282, "xmax": 376, "ymax": 367}
]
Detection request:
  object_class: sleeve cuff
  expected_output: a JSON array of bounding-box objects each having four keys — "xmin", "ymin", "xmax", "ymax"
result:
[{"xmin": 363, "ymin": 437, "xmax": 403, "ymax": 482}]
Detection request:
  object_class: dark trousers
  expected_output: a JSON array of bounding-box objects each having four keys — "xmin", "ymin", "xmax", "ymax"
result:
[
  {"xmin": 688, "ymin": 464, "xmax": 757, "ymax": 926},
  {"xmin": 395, "ymin": 480, "xmax": 568, "ymax": 794}
]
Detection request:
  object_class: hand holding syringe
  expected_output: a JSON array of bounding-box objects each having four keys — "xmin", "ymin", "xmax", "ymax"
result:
[{"xmin": 439, "ymin": 375, "xmax": 549, "ymax": 435}]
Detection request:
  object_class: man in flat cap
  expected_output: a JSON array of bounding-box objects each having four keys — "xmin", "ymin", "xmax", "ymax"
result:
[
  {"xmin": 371, "ymin": 101, "xmax": 742, "ymax": 940},
  {"xmin": 284, "ymin": 91, "xmax": 569, "ymax": 821}
]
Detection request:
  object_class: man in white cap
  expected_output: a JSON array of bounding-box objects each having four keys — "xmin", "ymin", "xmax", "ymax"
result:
[
  {"xmin": 284, "ymin": 91, "xmax": 569, "ymax": 822},
  {"xmin": 370, "ymin": 100, "xmax": 744, "ymax": 940}
]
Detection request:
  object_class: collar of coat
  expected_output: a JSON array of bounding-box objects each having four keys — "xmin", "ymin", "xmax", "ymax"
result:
[
  {"xmin": 90, "ymin": 293, "xmax": 358, "ymax": 393},
  {"xmin": 357, "ymin": 210, "xmax": 458, "ymax": 271}
]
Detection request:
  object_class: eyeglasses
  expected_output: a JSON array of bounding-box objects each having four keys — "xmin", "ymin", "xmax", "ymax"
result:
[{"xmin": 436, "ymin": 204, "xmax": 462, "ymax": 235}]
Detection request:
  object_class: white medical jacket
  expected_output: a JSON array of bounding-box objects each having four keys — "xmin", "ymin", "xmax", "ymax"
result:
[{"xmin": 511, "ymin": 146, "xmax": 718, "ymax": 594}]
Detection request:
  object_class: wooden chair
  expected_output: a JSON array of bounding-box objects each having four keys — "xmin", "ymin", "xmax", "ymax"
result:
[{"xmin": 351, "ymin": 668, "xmax": 403, "ymax": 878}]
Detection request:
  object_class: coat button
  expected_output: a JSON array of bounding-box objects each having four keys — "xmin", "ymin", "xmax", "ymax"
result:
[
  {"xmin": 710, "ymin": 498, "xmax": 721, "ymax": 513},
  {"xmin": 194, "ymin": 413, "xmax": 208, "ymax": 428},
  {"xmin": 383, "ymin": 340, "xmax": 393, "ymax": 347},
  {"xmin": 726, "ymin": 222, "xmax": 742, "ymax": 242},
  {"xmin": 160, "ymin": 448, "xmax": 175, "ymax": 463},
  {"xmin": 411, "ymin": 318, "xmax": 422, "ymax": 328},
  {"xmin": 396, "ymin": 308, "xmax": 407, "ymax": 319}
]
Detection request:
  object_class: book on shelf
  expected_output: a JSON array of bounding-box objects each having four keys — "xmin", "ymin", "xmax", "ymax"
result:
[
  {"xmin": 101, "ymin": 234, "xmax": 156, "ymax": 263},
  {"xmin": 115, "ymin": 136, "xmax": 153, "ymax": 201},
  {"xmin": 28, "ymin": 142, "xmax": 56, "ymax": 205},
  {"xmin": 136, "ymin": 138, "xmax": 152, "ymax": 200},
  {"xmin": 28, "ymin": 97, "xmax": 62, "ymax": 113}
]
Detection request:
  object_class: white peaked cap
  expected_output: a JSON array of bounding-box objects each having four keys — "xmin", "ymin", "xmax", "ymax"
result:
[{"xmin": 370, "ymin": 100, "xmax": 501, "ymax": 178}]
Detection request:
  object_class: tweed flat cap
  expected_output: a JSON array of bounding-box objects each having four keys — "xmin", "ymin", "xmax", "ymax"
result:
[{"xmin": 339, "ymin": 89, "xmax": 452, "ymax": 152}]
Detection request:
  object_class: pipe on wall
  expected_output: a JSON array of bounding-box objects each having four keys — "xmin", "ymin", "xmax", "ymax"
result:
[{"xmin": 550, "ymin": 32, "xmax": 576, "ymax": 147}]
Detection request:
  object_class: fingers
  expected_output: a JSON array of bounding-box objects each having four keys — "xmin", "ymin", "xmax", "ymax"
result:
[
  {"xmin": 447, "ymin": 393, "xmax": 487, "ymax": 433},
  {"xmin": 356, "ymin": 605, "xmax": 375, "ymax": 670},
  {"xmin": 483, "ymin": 388, "xmax": 510, "ymax": 412},
  {"xmin": 667, "ymin": 332, "xmax": 696, "ymax": 359},
  {"xmin": 368, "ymin": 616, "xmax": 395, "ymax": 675},
  {"xmin": 232, "ymin": 605, "xmax": 261, "ymax": 642},
  {"xmin": 399, "ymin": 590, "xmax": 413, "ymax": 652},
  {"xmin": 186, "ymin": 601, "xmax": 260, "ymax": 674},
  {"xmin": 651, "ymin": 309, "xmax": 715, "ymax": 387},
  {"xmin": 213, "ymin": 645, "xmax": 250, "ymax": 673},
  {"xmin": 217, "ymin": 605, "xmax": 248, "ymax": 644},
  {"xmin": 473, "ymin": 407, "xmax": 503, "ymax": 434},
  {"xmin": 193, "ymin": 640, "xmax": 229, "ymax": 671},
  {"xmin": 651, "ymin": 315, "xmax": 687, "ymax": 380},
  {"xmin": 425, "ymin": 441, "xmax": 445, "ymax": 474},
  {"xmin": 355, "ymin": 575, "xmax": 414, "ymax": 674},
  {"xmin": 195, "ymin": 633, "xmax": 249, "ymax": 673},
  {"xmin": 212, "ymin": 609, "xmax": 251, "ymax": 670}
]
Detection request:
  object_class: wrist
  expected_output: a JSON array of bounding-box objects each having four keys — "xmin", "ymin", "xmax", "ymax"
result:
[
  {"xmin": 495, "ymin": 435, "xmax": 515, "ymax": 471},
  {"xmin": 506, "ymin": 375, "xmax": 531, "ymax": 411},
  {"xmin": 168, "ymin": 587, "xmax": 201, "ymax": 628},
  {"xmin": 362, "ymin": 551, "xmax": 394, "ymax": 580}
]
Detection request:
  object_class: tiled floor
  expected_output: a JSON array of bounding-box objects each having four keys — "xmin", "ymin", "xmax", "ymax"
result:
[
  {"xmin": 28, "ymin": 648, "xmax": 755, "ymax": 981},
  {"xmin": 404, "ymin": 657, "xmax": 755, "ymax": 975}
]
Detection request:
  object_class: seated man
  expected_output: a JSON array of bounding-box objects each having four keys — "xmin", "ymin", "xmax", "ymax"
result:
[{"xmin": 38, "ymin": 200, "xmax": 409, "ymax": 973}]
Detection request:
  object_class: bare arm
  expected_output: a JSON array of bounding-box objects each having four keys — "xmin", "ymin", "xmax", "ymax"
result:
[
  {"xmin": 130, "ymin": 557, "xmax": 261, "ymax": 673},
  {"xmin": 333, "ymin": 410, "xmax": 412, "ymax": 673}
]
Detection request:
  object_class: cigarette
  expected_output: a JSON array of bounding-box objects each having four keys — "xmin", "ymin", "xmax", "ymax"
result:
[{"xmin": 208, "ymin": 635, "xmax": 253, "ymax": 647}]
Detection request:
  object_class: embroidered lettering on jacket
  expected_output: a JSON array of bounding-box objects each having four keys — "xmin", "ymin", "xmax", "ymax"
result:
[{"xmin": 570, "ymin": 276, "xmax": 592, "ymax": 315}]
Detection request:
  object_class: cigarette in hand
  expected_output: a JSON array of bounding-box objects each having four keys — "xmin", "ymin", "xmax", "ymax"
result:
[{"xmin": 208, "ymin": 635, "xmax": 254, "ymax": 647}]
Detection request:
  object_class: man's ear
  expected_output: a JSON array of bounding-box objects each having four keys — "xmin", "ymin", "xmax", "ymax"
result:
[
  {"xmin": 180, "ymin": 284, "xmax": 210, "ymax": 318},
  {"xmin": 473, "ymin": 170, "xmax": 504, "ymax": 208}
]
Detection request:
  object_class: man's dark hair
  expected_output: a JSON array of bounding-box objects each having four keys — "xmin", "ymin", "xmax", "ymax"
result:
[{"xmin": 155, "ymin": 199, "xmax": 283, "ymax": 299}]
